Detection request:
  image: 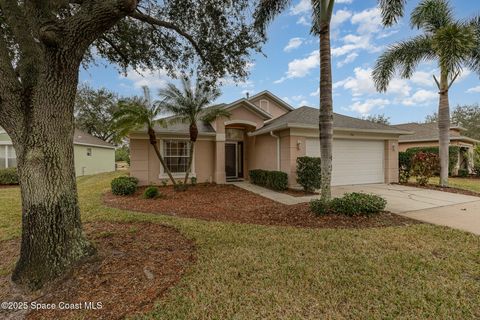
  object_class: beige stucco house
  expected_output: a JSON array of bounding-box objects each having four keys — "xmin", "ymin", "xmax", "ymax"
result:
[
  {"xmin": 0, "ymin": 128, "xmax": 115, "ymax": 177},
  {"xmin": 394, "ymin": 122, "xmax": 479, "ymax": 174},
  {"xmin": 129, "ymin": 91, "xmax": 411, "ymax": 187}
]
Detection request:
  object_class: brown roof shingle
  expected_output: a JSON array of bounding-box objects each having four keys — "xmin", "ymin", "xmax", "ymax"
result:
[{"xmin": 392, "ymin": 122, "xmax": 479, "ymax": 143}]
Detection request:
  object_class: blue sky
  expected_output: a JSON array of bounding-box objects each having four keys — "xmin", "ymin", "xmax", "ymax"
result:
[{"xmin": 80, "ymin": 0, "xmax": 480, "ymax": 124}]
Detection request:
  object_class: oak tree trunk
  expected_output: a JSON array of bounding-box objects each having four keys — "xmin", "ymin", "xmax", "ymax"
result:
[
  {"xmin": 319, "ymin": 21, "xmax": 334, "ymax": 201},
  {"xmin": 11, "ymin": 56, "xmax": 95, "ymax": 290},
  {"xmin": 438, "ymin": 71, "xmax": 450, "ymax": 187}
]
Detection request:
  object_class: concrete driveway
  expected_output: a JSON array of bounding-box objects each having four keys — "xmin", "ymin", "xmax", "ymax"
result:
[
  {"xmin": 232, "ymin": 182, "xmax": 480, "ymax": 235},
  {"xmin": 333, "ymin": 184, "xmax": 480, "ymax": 235}
]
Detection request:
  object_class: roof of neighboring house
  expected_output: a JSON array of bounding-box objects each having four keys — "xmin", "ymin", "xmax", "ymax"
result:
[
  {"xmin": 251, "ymin": 106, "xmax": 412, "ymax": 136},
  {"xmin": 392, "ymin": 122, "xmax": 480, "ymax": 144},
  {"xmin": 73, "ymin": 129, "xmax": 116, "ymax": 149}
]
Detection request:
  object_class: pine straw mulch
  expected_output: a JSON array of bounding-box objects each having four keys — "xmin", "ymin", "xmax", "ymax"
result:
[
  {"xmin": 0, "ymin": 222, "xmax": 196, "ymax": 320},
  {"xmin": 399, "ymin": 182, "xmax": 480, "ymax": 198},
  {"xmin": 103, "ymin": 184, "xmax": 420, "ymax": 229}
]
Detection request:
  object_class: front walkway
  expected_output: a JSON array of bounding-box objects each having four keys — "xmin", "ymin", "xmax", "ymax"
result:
[{"xmin": 231, "ymin": 182, "xmax": 480, "ymax": 235}]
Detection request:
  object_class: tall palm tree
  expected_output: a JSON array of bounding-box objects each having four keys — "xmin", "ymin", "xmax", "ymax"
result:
[
  {"xmin": 372, "ymin": 0, "xmax": 480, "ymax": 186},
  {"xmin": 113, "ymin": 86, "xmax": 177, "ymax": 186},
  {"xmin": 254, "ymin": 0, "xmax": 335, "ymax": 200},
  {"xmin": 159, "ymin": 77, "xmax": 230, "ymax": 185}
]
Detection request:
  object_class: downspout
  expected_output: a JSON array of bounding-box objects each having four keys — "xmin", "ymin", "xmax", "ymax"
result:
[{"xmin": 270, "ymin": 131, "xmax": 280, "ymax": 171}]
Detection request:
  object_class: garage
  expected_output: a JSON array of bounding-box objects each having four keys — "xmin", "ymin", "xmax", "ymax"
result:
[{"xmin": 305, "ymin": 138, "xmax": 385, "ymax": 186}]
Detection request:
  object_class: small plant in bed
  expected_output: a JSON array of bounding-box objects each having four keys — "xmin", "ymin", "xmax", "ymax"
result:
[
  {"xmin": 310, "ymin": 193, "xmax": 387, "ymax": 216},
  {"xmin": 111, "ymin": 176, "xmax": 138, "ymax": 196},
  {"xmin": 143, "ymin": 186, "xmax": 160, "ymax": 199}
]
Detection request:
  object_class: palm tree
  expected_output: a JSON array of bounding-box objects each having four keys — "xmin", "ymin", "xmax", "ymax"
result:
[
  {"xmin": 159, "ymin": 77, "xmax": 230, "ymax": 185},
  {"xmin": 373, "ymin": 0, "xmax": 480, "ymax": 186},
  {"xmin": 113, "ymin": 86, "xmax": 177, "ymax": 186},
  {"xmin": 254, "ymin": 0, "xmax": 335, "ymax": 200}
]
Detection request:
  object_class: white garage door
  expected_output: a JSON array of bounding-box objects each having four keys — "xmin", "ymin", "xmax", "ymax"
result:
[{"xmin": 305, "ymin": 138, "xmax": 385, "ymax": 186}]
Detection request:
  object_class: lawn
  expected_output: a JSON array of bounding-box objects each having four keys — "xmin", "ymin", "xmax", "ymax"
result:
[
  {"xmin": 1, "ymin": 172, "xmax": 480, "ymax": 319},
  {"xmin": 447, "ymin": 177, "xmax": 480, "ymax": 193}
]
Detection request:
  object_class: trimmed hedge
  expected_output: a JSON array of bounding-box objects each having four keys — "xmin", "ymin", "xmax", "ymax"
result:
[
  {"xmin": 398, "ymin": 151, "xmax": 412, "ymax": 183},
  {"xmin": 411, "ymin": 152, "xmax": 439, "ymax": 185},
  {"xmin": 111, "ymin": 176, "xmax": 138, "ymax": 195},
  {"xmin": 296, "ymin": 156, "xmax": 321, "ymax": 192},
  {"xmin": 0, "ymin": 167, "xmax": 19, "ymax": 185},
  {"xmin": 249, "ymin": 169, "xmax": 288, "ymax": 191},
  {"xmin": 310, "ymin": 192, "xmax": 386, "ymax": 216}
]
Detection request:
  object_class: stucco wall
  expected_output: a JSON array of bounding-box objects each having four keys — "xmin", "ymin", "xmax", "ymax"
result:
[
  {"xmin": 250, "ymin": 97, "xmax": 289, "ymax": 119},
  {"xmin": 74, "ymin": 145, "xmax": 115, "ymax": 176},
  {"xmin": 130, "ymin": 138, "xmax": 216, "ymax": 186}
]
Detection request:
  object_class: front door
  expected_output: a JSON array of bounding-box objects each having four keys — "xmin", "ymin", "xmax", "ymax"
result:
[{"xmin": 225, "ymin": 143, "xmax": 237, "ymax": 178}]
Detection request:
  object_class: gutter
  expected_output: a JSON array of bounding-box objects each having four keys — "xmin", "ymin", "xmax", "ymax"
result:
[{"xmin": 270, "ymin": 131, "xmax": 280, "ymax": 171}]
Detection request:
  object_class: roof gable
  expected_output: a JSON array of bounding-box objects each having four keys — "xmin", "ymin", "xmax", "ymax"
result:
[
  {"xmin": 226, "ymin": 98, "xmax": 273, "ymax": 120},
  {"xmin": 247, "ymin": 90, "xmax": 294, "ymax": 112}
]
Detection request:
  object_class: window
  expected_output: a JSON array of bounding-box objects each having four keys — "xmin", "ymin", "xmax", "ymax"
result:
[
  {"xmin": 0, "ymin": 145, "xmax": 17, "ymax": 168},
  {"xmin": 7, "ymin": 146, "xmax": 16, "ymax": 168},
  {"xmin": 163, "ymin": 140, "xmax": 190, "ymax": 173},
  {"xmin": 86, "ymin": 148, "xmax": 92, "ymax": 156}
]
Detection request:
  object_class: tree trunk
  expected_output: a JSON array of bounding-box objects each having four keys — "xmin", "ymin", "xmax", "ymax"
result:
[
  {"xmin": 319, "ymin": 21, "xmax": 334, "ymax": 201},
  {"xmin": 184, "ymin": 141, "xmax": 195, "ymax": 185},
  {"xmin": 147, "ymin": 127, "xmax": 177, "ymax": 186},
  {"xmin": 438, "ymin": 70, "xmax": 450, "ymax": 187},
  {"xmin": 11, "ymin": 60, "xmax": 95, "ymax": 290}
]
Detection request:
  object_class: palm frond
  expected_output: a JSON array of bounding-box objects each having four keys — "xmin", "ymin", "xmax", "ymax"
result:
[
  {"xmin": 378, "ymin": 0, "xmax": 407, "ymax": 26},
  {"xmin": 466, "ymin": 15, "xmax": 480, "ymax": 74},
  {"xmin": 372, "ymin": 35, "xmax": 435, "ymax": 92},
  {"xmin": 411, "ymin": 0, "xmax": 454, "ymax": 33},
  {"xmin": 201, "ymin": 107, "xmax": 231, "ymax": 124},
  {"xmin": 253, "ymin": 0, "xmax": 292, "ymax": 36}
]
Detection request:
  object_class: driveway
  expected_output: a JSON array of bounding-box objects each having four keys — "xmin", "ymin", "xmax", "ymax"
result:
[{"xmin": 233, "ymin": 182, "xmax": 480, "ymax": 235}]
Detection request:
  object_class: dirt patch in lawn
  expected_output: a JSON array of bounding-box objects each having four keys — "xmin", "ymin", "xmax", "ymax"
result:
[
  {"xmin": 0, "ymin": 222, "xmax": 195, "ymax": 320},
  {"xmin": 0, "ymin": 185, "xmax": 18, "ymax": 189},
  {"xmin": 399, "ymin": 182, "xmax": 480, "ymax": 197},
  {"xmin": 104, "ymin": 184, "xmax": 419, "ymax": 229}
]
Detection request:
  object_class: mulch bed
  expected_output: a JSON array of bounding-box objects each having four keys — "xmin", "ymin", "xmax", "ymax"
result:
[
  {"xmin": 104, "ymin": 184, "xmax": 419, "ymax": 229},
  {"xmin": 0, "ymin": 222, "xmax": 195, "ymax": 320},
  {"xmin": 283, "ymin": 189, "xmax": 319, "ymax": 197},
  {"xmin": 399, "ymin": 182, "xmax": 480, "ymax": 197}
]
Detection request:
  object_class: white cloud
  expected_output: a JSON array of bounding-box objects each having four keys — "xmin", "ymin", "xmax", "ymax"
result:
[
  {"xmin": 402, "ymin": 89, "xmax": 437, "ymax": 106},
  {"xmin": 291, "ymin": 0, "xmax": 310, "ymax": 15},
  {"xmin": 337, "ymin": 52, "xmax": 358, "ymax": 67},
  {"xmin": 122, "ymin": 68, "xmax": 171, "ymax": 89},
  {"xmin": 296, "ymin": 16, "xmax": 310, "ymax": 26},
  {"xmin": 291, "ymin": 95, "xmax": 305, "ymax": 101},
  {"xmin": 350, "ymin": 98, "xmax": 390, "ymax": 114},
  {"xmin": 298, "ymin": 99, "xmax": 309, "ymax": 107},
  {"xmin": 410, "ymin": 71, "xmax": 435, "ymax": 87},
  {"xmin": 351, "ymin": 7, "xmax": 383, "ymax": 34},
  {"xmin": 336, "ymin": 0, "xmax": 353, "ymax": 3},
  {"xmin": 310, "ymin": 88, "xmax": 319, "ymax": 96},
  {"xmin": 275, "ymin": 50, "xmax": 319, "ymax": 83},
  {"xmin": 467, "ymin": 86, "xmax": 480, "ymax": 93},
  {"xmin": 331, "ymin": 9, "xmax": 352, "ymax": 28},
  {"xmin": 284, "ymin": 37, "xmax": 304, "ymax": 52}
]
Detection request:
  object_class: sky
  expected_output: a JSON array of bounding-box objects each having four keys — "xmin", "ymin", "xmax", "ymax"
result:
[{"xmin": 80, "ymin": 0, "xmax": 480, "ymax": 125}]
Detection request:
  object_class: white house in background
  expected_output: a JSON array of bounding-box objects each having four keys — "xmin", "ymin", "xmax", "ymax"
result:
[{"xmin": 0, "ymin": 127, "xmax": 116, "ymax": 177}]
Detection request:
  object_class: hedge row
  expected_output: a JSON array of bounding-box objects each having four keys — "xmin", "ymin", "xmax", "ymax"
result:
[
  {"xmin": 296, "ymin": 156, "xmax": 321, "ymax": 192},
  {"xmin": 249, "ymin": 169, "xmax": 288, "ymax": 191},
  {"xmin": 310, "ymin": 192, "xmax": 386, "ymax": 216},
  {"xmin": 0, "ymin": 168, "xmax": 19, "ymax": 185},
  {"xmin": 401, "ymin": 146, "xmax": 460, "ymax": 175}
]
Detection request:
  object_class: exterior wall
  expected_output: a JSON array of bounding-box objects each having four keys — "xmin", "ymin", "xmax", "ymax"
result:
[
  {"xmin": 130, "ymin": 137, "xmax": 216, "ymax": 186},
  {"xmin": 247, "ymin": 134, "xmax": 278, "ymax": 171},
  {"xmin": 0, "ymin": 132, "xmax": 11, "ymax": 142},
  {"xmin": 74, "ymin": 145, "xmax": 115, "ymax": 176},
  {"xmin": 250, "ymin": 97, "xmax": 289, "ymax": 119},
  {"xmin": 385, "ymin": 140, "xmax": 399, "ymax": 183}
]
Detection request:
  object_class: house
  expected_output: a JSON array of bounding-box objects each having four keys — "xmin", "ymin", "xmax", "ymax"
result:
[
  {"xmin": 393, "ymin": 122, "xmax": 479, "ymax": 174},
  {"xmin": 0, "ymin": 128, "xmax": 116, "ymax": 176},
  {"xmin": 129, "ymin": 91, "xmax": 411, "ymax": 187}
]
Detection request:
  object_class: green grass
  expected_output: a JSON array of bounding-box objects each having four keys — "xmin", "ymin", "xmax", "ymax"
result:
[
  {"xmin": 1, "ymin": 172, "xmax": 480, "ymax": 319},
  {"xmin": 447, "ymin": 177, "xmax": 480, "ymax": 193}
]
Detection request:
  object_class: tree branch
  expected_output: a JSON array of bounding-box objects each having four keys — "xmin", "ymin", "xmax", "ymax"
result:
[
  {"xmin": 433, "ymin": 74, "xmax": 440, "ymax": 90},
  {"xmin": 129, "ymin": 10, "xmax": 206, "ymax": 62},
  {"xmin": 101, "ymin": 35, "xmax": 130, "ymax": 67},
  {"xmin": 448, "ymin": 71, "xmax": 460, "ymax": 89}
]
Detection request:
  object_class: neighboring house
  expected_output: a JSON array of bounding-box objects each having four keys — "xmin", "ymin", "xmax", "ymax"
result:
[
  {"xmin": 129, "ymin": 91, "xmax": 411, "ymax": 188},
  {"xmin": 393, "ymin": 122, "xmax": 479, "ymax": 174},
  {"xmin": 0, "ymin": 127, "xmax": 115, "ymax": 177}
]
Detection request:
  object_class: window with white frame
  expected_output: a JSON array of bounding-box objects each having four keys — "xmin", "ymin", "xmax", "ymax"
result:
[
  {"xmin": 163, "ymin": 140, "xmax": 190, "ymax": 173},
  {"xmin": 0, "ymin": 145, "xmax": 17, "ymax": 168}
]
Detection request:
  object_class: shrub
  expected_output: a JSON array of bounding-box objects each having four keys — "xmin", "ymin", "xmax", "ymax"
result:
[
  {"xmin": 249, "ymin": 169, "xmax": 288, "ymax": 191},
  {"xmin": 457, "ymin": 168, "xmax": 469, "ymax": 178},
  {"xmin": 111, "ymin": 176, "xmax": 138, "ymax": 195},
  {"xmin": 0, "ymin": 167, "xmax": 19, "ymax": 185},
  {"xmin": 309, "ymin": 198, "xmax": 330, "ymax": 215},
  {"xmin": 310, "ymin": 192, "xmax": 386, "ymax": 216},
  {"xmin": 330, "ymin": 193, "xmax": 387, "ymax": 216},
  {"xmin": 398, "ymin": 152, "xmax": 412, "ymax": 183},
  {"xmin": 174, "ymin": 180, "xmax": 187, "ymax": 191},
  {"xmin": 115, "ymin": 146, "xmax": 130, "ymax": 164},
  {"xmin": 190, "ymin": 177, "xmax": 197, "ymax": 186},
  {"xmin": 474, "ymin": 146, "xmax": 480, "ymax": 177},
  {"xmin": 296, "ymin": 156, "xmax": 321, "ymax": 192},
  {"xmin": 161, "ymin": 179, "xmax": 168, "ymax": 187},
  {"xmin": 405, "ymin": 146, "xmax": 459, "ymax": 176},
  {"xmin": 411, "ymin": 152, "xmax": 439, "ymax": 185},
  {"xmin": 143, "ymin": 186, "xmax": 159, "ymax": 199}
]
